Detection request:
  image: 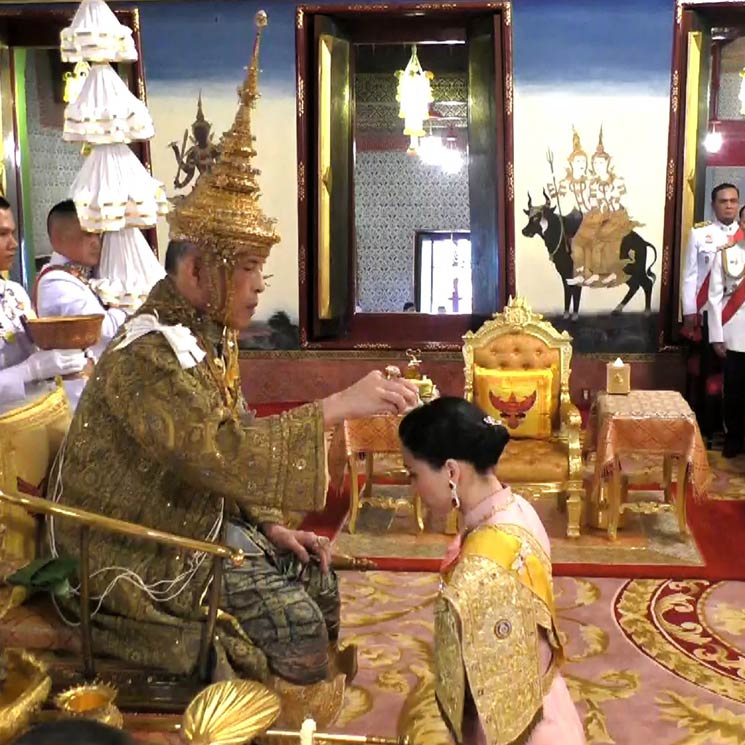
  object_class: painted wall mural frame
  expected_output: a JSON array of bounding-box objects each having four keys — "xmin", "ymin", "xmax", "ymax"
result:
[{"xmin": 295, "ymin": 2, "xmax": 515, "ymax": 350}]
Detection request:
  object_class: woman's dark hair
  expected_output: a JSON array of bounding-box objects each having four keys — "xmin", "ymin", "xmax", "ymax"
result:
[
  {"xmin": 399, "ymin": 396, "xmax": 509, "ymax": 474},
  {"xmin": 13, "ymin": 720, "xmax": 133, "ymax": 745}
]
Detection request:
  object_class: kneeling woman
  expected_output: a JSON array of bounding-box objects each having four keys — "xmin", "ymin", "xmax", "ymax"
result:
[{"xmin": 399, "ymin": 397, "xmax": 585, "ymax": 745}]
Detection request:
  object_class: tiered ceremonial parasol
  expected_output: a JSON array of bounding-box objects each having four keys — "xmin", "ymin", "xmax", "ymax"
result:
[{"xmin": 61, "ymin": 0, "xmax": 165, "ymax": 300}]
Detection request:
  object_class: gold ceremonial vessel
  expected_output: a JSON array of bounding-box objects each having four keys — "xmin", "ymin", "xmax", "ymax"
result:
[
  {"xmin": 54, "ymin": 681, "xmax": 123, "ymax": 729},
  {"xmin": 26, "ymin": 314, "xmax": 104, "ymax": 350},
  {"xmin": 0, "ymin": 649, "xmax": 52, "ymax": 744}
]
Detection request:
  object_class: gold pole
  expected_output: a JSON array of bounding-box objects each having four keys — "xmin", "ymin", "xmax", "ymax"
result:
[
  {"xmin": 0, "ymin": 490, "xmax": 245, "ymax": 565},
  {"xmin": 0, "ymin": 489, "xmax": 372, "ymax": 571}
]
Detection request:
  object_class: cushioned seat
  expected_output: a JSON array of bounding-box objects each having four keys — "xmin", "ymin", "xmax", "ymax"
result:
[
  {"xmin": 463, "ymin": 297, "xmax": 584, "ymax": 537},
  {"xmin": 497, "ymin": 439, "xmax": 569, "ymax": 484}
]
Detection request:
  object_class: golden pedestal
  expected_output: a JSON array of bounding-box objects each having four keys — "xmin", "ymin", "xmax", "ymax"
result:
[{"xmin": 0, "ymin": 383, "xmax": 71, "ymax": 567}]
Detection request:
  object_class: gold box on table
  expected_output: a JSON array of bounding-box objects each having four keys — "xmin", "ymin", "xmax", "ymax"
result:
[{"xmin": 606, "ymin": 358, "xmax": 631, "ymax": 395}]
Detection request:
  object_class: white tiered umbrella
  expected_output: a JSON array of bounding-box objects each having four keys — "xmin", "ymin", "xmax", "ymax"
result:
[
  {"xmin": 64, "ymin": 63, "xmax": 154, "ymax": 144},
  {"xmin": 70, "ymin": 143, "xmax": 168, "ymax": 232},
  {"xmin": 61, "ymin": 0, "xmax": 137, "ymax": 63},
  {"xmin": 97, "ymin": 228, "xmax": 165, "ymax": 301}
]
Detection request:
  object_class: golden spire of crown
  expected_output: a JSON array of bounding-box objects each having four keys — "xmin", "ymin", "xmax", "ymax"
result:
[{"xmin": 168, "ymin": 10, "xmax": 279, "ymax": 263}]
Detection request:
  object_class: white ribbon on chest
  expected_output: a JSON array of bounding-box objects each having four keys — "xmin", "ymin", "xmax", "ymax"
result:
[{"xmin": 113, "ymin": 312, "xmax": 205, "ymax": 369}]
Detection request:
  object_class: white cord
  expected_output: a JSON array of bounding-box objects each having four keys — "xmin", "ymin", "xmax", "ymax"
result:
[{"xmin": 47, "ymin": 434, "xmax": 224, "ymax": 621}]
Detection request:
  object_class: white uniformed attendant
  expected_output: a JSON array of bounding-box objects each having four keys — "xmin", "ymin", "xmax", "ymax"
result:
[
  {"xmin": 682, "ymin": 184, "xmax": 741, "ymax": 330},
  {"xmin": 708, "ymin": 239, "xmax": 745, "ymax": 457},
  {"xmin": 0, "ymin": 198, "xmax": 85, "ymax": 404},
  {"xmin": 34, "ymin": 200, "xmax": 127, "ymax": 410}
]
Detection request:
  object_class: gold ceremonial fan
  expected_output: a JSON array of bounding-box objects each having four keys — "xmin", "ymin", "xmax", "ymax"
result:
[{"xmin": 181, "ymin": 680, "xmax": 281, "ymax": 745}]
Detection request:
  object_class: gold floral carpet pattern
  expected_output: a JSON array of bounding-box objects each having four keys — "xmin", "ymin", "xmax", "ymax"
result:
[{"xmin": 329, "ymin": 571, "xmax": 745, "ymax": 745}]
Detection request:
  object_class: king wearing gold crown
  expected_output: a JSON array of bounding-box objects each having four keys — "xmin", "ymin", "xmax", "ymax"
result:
[{"xmin": 47, "ymin": 10, "xmax": 417, "ymax": 702}]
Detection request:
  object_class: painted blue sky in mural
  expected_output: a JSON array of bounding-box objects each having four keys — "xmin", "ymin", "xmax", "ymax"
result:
[{"xmin": 140, "ymin": 0, "xmax": 674, "ymax": 91}]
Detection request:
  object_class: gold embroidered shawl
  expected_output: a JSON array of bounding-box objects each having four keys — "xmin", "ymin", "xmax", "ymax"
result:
[{"xmin": 435, "ymin": 524, "xmax": 563, "ymax": 745}]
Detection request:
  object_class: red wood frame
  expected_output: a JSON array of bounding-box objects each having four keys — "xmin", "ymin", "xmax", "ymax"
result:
[
  {"xmin": 663, "ymin": 1, "xmax": 745, "ymax": 349},
  {"xmin": 295, "ymin": 2, "xmax": 515, "ymax": 350}
]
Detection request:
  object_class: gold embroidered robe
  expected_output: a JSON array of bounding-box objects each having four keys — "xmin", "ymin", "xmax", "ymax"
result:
[{"xmin": 49, "ymin": 278, "xmax": 328, "ymax": 676}]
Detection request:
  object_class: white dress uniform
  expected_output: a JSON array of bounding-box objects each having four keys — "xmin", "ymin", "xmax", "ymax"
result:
[
  {"xmin": 0, "ymin": 278, "xmax": 35, "ymax": 403},
  {"xmin": 708, "ymin": 243, "xmax": 745, "ymax": 352},
  {"xmin": 682, "ymin": 219, "xmax": 740, "ymax": 316},
  {"xmin": 35, "ymin": 252, "xmax": 127, "ymax": 409},
  {"xmin": 708, "ymin": 242, "xmax": 745, "ymax": 451}
]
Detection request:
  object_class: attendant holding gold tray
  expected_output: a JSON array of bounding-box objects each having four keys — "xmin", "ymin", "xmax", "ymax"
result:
[{"xmin": 0, "ymin": 197, "xmax": 87, "ymax": 405}]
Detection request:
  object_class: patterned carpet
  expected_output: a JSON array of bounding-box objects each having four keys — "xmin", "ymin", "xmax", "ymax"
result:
[
  {"xmin": 125, "ymin": 570, "xmax": 745, "ymax": 744},
  {"xmin": 330, "ymin": 571, "xmax": 745, "ymax": 745}
]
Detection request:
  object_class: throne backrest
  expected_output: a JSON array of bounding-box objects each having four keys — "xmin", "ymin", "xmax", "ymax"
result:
[{"xmin": 463, "ymin": 297, "xmax": 573, "ymax": 431}]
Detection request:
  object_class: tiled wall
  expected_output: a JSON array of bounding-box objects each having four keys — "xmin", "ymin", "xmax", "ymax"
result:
[{"xmin": 25, "ymin": 50, "xmax": 84, "ymax": 260}]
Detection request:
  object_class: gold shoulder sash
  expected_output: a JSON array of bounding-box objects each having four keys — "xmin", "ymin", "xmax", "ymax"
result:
[{"xmin": 435, "ymin": 524, "xmax": 562, "ymax": 745}]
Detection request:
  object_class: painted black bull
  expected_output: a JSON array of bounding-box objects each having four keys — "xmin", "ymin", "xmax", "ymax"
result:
[{"xmin": 521, "ymin": 190, "xmax": 657, "ymax": 320}]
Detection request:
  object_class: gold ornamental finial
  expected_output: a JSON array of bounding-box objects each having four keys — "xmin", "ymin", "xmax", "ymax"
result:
[{"xmin": 168, "ymin": 10, "xmax": 279, "ymax": 265}]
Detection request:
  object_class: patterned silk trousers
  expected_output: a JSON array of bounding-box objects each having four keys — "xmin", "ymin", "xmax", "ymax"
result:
[{"xmin": 221, "ymin": 521, "xmax": 340, "ymax": 685}]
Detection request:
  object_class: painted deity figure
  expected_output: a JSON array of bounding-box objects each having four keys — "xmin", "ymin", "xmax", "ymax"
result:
[
  {"xmin": 588, "ymin": 127, "xmax": 626, "ymax": 213},
  {"xmin": 169, "ymin": 93, "xmax": 222, "ymax": 191},
  {"xmin": 547, "ymin": 127, "xmax": 592, "ymax": 219},
  {"xmin": 563, "ymin": 128, "xmax": 638, "ymax": 288}
]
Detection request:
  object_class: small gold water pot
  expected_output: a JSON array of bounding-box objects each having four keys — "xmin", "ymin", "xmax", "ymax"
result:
[{"xmin": 54, "ymin": 683, "xmax": 123, "ymax": 729}]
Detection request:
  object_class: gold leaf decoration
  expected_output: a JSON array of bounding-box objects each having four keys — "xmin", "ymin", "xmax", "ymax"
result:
[
  {"xmin": 397, "ymin": 668, "xmax": 454, "ymax": 745},
  {"xmin": 657, "ymin": 692, "xmax": 745, "ymax": 743},
  {"xmin": 336, "ymin": 685, "xmax": 375, "ymax": 727},
  {"xmin": 181, "ymin": 680, "xmax": 280, "ymax": 745},
  {"xmin": 565, "ymin": 670, "xmax": 640, "ymax": 744}
]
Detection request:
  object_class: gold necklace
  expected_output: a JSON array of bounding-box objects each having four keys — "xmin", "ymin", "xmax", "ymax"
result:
[{"xmin": 197, "ymin": 327, "xmax": 241, "ymax": 414}]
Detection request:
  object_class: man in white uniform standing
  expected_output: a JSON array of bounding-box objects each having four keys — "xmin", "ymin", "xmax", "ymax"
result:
[
  {"xmin": 0, "ymin": 197, "xmax": 85, "ymax": 404},
  {"xmin": 34, "ymin": 200, "xmax": 126, "ymax": 409},
  {"xmin": 681, "ymin": 183, "xmax": 742, "ymax": 433},
  {"xmin": 708, "ymin": 234, "xmax": 745, "ymax": 457}
]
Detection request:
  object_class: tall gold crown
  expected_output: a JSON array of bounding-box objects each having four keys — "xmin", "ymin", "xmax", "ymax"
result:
[{"xmin": 168, "ymin": 10, "xmax": 279, "ymax": 263}]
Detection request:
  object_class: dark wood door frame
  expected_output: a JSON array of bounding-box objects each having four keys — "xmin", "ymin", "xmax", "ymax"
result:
[
  {"xmin": 296, "ymin": 2, "xmax": 515, "ymax": 350},
  {"xmin": 661, "ymin": 0, "xmax": 745, "ymax": 349}
]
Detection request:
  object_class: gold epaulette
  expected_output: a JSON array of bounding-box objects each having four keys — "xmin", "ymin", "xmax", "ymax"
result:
[{"xmin": 694, "ymin": 220, "xmax": 712, "ymax": 228}]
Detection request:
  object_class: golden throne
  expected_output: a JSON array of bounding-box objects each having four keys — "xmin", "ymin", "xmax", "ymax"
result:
[{"xmin": 463, "ymin": 297, "xmax": 584, "ymax": 537}]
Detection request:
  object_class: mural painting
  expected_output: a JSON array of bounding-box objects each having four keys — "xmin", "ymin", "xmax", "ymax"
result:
[{"xmin": 521, "ymin": 126, "xmax": 659, "ymax": 352}]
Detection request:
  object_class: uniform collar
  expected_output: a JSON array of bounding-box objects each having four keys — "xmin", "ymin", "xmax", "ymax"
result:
[
  {"xmin": 48, "ymin": 251, "xmax": 93, "ymax": 279},
  {"xmin": 714, "ymin": 219, "xmax": 739, "ymax": 236}
]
